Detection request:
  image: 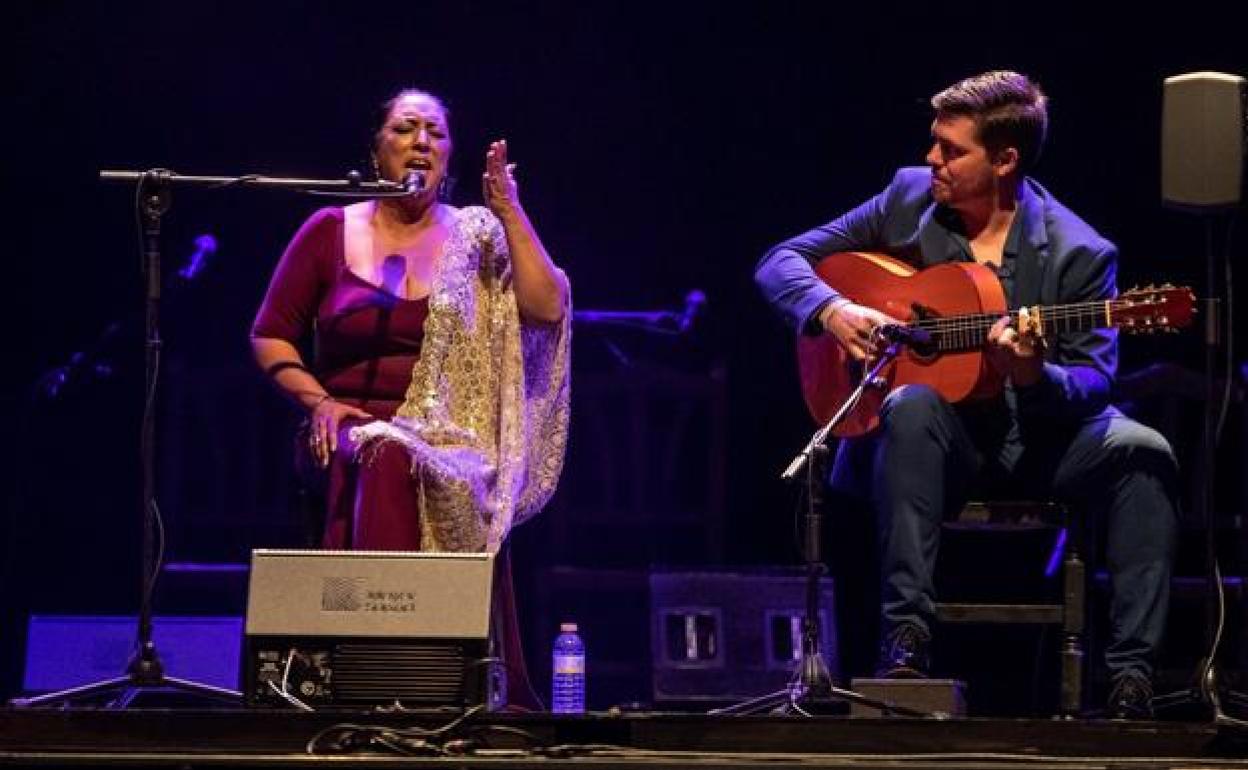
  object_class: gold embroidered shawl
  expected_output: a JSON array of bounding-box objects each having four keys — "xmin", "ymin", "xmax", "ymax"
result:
[{"xmin": 348, "ymin": 205, "xmax": 571, "ymax": 552}]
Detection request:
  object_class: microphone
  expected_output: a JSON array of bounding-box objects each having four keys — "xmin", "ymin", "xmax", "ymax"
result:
[
  {"xmin": 678, "ymin": 289, "xmax": 707, "ymax": 333},
  {"xmin": 403, "ymin": 170, "xmax": 427, "ymax": 194},
  {"xmin": 874, "ymin": 323, "xmax": 931, "ymax": 348},
  {"xmin": 177, "ymin": 234, "xmax": 218, "ymax": 281}
]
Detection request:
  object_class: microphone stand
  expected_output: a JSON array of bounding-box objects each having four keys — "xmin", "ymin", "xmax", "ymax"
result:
[
  {"xmin": 714, "ymin": 341, "xmax": 930, "ymax": 717},
  {"xmin": 572, "ymin": 291, "xmax": 705, "ymax": 366},
  {"xmin": 1151, "ymin": 212, "xmax": 1248, "ymax": 726},
  {"xmin": 573, "ymin": 289, "xmax": 705, "ymax": 336},
  {"xmin": 97, "ymin": 169, "xmax": 414, "ymax": 196},
  {"xmin": 31, "ymin": 237, "xmax": 219, "ymax": 403},
  {"xmin": 11, "ymin": 168, "xmax": 407, "ymax": 709},
  {"xmin": 573, "ymin": 308, "xmax": 685, "ymax": 332},
  {"xmin": 30, "ymin": 322, "xmax": 122, "ymax": 402}
]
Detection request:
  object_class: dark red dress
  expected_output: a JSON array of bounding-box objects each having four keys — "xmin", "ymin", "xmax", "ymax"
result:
[
  {"xmin": 252, "ymin": 207, "xmax": 430, "ymax": 549},
  {"xmin": 252, "ymin": 206, "xmax": 539, "ymax": 709}
]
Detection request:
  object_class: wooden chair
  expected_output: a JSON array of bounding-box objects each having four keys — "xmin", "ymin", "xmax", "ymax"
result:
[{"xmin": 934, "ymin": 500, "xmax": 1087, "ymax": 717}]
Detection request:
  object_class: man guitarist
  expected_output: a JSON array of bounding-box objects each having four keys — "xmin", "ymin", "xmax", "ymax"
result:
[{"xmin": 756, "ymin": 71, "xmax": 1177, "ymax": 718}]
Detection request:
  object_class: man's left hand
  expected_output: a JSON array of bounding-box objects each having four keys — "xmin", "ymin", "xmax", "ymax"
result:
[{"xmin": 986, "ymin": 315, "xmax": 1044, "ymax": 387}]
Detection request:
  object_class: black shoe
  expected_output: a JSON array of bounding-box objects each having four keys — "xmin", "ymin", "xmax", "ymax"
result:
[
  {"xmin": 1107, "ymin": 672, "xmax": 1154, "ymax": 720},
  {"xmin": 874, "ymin": 623, "xmax": 931, "ymax": 679}
]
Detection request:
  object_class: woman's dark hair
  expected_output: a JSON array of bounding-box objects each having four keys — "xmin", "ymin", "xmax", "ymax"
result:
[
  {"xmin": 369, "ymin": 87, "xmax": 455, "ymax": 200},
  {"xmin": 372, "ymin": 88, "xmax": 451, "ymax": 149}
]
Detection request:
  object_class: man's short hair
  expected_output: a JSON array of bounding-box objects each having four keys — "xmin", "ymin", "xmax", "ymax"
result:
[{"xmin": 931, "ymin": 71, "xmax": 1048, "ymax": 172}]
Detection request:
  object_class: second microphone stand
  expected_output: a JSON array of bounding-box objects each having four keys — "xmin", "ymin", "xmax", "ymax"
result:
[{"xmin": 714, "ymin": 341, "xmax": 928, "ymax": 717}]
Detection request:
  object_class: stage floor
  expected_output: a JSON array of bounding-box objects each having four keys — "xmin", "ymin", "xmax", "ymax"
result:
[{"xmin": 2, "ymin": 706, "xmax": 1247, "ymax": 769}]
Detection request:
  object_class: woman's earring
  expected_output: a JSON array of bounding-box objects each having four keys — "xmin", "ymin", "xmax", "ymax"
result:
[
  {"xmin": 437, "ymin": 175, "xmax": 453, "ymax": 202},
  {"xmin": 371, "ymin": 157, "xmax": 382, "ymax": 180}
]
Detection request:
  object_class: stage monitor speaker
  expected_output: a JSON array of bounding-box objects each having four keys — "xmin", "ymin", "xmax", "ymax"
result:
[
  {"xmin": 1161, "ymin": 71, "xmax": 1246, "ymax": 210},
  {"xmin": 23, "ymin": 615, "xmax": 242, "ymax": 693},
  {"xmin": 243, "ymin": 549, "xmax": 503, "ymax": 710},
  {"xmin": 649, "ymin": 569, "xmax": 838, "ymax": 703}
]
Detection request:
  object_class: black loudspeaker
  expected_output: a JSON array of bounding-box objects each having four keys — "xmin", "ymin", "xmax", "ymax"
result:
[
  {"xmin": 649, "ymin": 569, "xmax": 837, "ymax": 703},
  {"xmin": 1161, "ymin": 71, "xmax": 1247, "ymax": 210}
]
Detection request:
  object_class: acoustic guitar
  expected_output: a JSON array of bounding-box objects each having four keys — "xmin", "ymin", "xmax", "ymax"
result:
[{"xmin": 796, "ymin": 251, "xmax": 1195, "ymax": 438}]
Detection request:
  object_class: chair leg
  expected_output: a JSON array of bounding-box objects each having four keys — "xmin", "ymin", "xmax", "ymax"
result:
[{"xmin": 1059, "ymin": 525, "xmax": 1086, "ymax": 717}]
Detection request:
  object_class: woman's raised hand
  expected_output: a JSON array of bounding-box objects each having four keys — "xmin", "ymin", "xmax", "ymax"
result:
[{"xmin": 482, "ymin": 139, "xmax": 522, "ymax": 221}]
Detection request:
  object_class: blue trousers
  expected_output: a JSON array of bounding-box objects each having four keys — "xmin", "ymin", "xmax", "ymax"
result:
[{"xmin": 831, "ymin": 384, "xmax": 1178, "ymax": 679}]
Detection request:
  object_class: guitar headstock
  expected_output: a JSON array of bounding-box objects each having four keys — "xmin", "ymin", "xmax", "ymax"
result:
[{"xmin": 1111, "ymin": 284, "xmax": 1196, "ymax": 334}]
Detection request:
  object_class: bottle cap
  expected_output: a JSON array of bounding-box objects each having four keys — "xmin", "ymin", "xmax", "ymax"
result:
[{"xmin": 559, "ymin": 622, "xmax": 578, "ymax": 633}]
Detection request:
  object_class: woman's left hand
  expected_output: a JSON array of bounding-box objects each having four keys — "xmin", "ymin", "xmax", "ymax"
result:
[
  {"xmin": 480, "ymin": 138, "xmax": 566, "ymax": 323},
  {"xmin": 482, "ymin": 139, "xmax": 522, "ymax": 221}
]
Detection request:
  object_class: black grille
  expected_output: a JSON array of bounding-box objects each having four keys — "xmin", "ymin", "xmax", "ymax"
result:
[{"xmin": 333, "ymin": 642, "xmax": 467, "ymax": 702}]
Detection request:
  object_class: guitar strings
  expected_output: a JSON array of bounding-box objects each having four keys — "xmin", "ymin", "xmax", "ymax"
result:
[
  {"xmin": 897, "ymin": 297, "xmax": 1176, "ymax": 351},
  {"xmin": 909, "ymin": 300, "xmax": 1104, "ymax": 326},
  {"xmin": 907, "ymin": 299, "xmax": 1150, "ymax": 334}
]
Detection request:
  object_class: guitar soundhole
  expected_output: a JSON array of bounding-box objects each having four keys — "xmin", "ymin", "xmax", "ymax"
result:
[
  {"xmin": 847, "ymin": 358, "xmax": 865, "ymax": 383},
  {"xmin": 908, "ymin": 302, "xmax": 938, "ymax": 359},
  {"xmin": 909, "ymin": 337, "xmax": 938, "ymax": 360}
]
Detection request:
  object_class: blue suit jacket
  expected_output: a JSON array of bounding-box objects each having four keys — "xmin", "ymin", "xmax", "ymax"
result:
[{"xmin": 755, "ymin": 167, "xmax": 1119, "ymax": 423}]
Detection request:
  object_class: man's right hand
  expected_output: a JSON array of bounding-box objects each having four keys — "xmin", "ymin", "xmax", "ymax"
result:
[{"xmin": 819, "ymin": 300, "xmax": 901, "ymax": 361}]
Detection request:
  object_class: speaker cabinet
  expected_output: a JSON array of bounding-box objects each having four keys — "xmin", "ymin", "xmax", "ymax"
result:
[
  {"xmin": 649, "ymin": 570, "xmax": 837, "ymax": 703},
  {"xmin": 243, "ymin": 549, "xmax": 502, "ymax": 709},
  {"xmin": 1162, "ymin": 71, "xmax": 1246, "ymax": 210}
]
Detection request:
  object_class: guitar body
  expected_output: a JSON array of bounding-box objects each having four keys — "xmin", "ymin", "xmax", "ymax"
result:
[{"xmin": 797, "ymin": 251, "xmax": 1008, "ymax": 437}]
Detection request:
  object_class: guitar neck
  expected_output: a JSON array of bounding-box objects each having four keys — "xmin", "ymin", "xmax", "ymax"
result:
[{"xmin": 917, "ymin": 300, "xmax": 1112, "ymax": 353}]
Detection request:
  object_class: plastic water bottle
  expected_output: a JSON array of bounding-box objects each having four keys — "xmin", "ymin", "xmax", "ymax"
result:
[{"xmin": 551, "ymin": 622, "xmax": 586, "ymax": 713}]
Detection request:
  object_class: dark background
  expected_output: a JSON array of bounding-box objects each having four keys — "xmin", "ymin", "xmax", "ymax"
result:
[{"xmin": 3, "ymin": 1, "xmax": 1245, "ymax": 711}]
